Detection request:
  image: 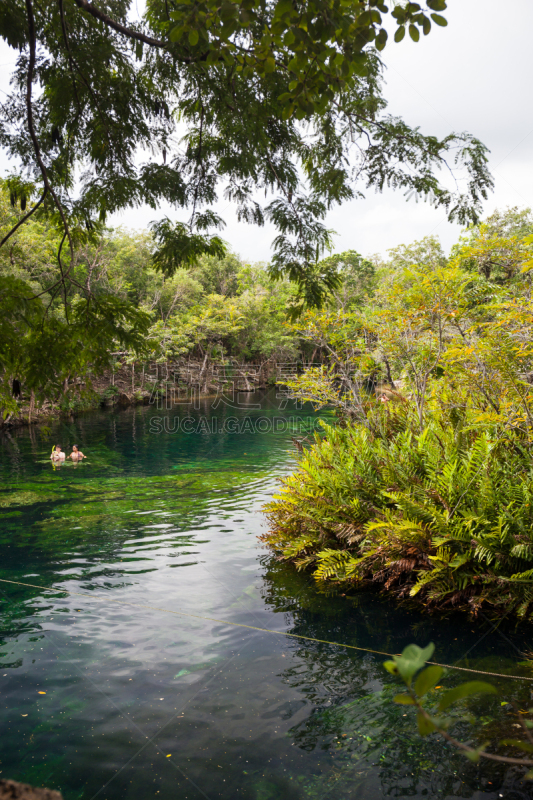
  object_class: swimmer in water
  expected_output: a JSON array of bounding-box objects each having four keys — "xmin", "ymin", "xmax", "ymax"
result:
[
  {"xmin": 69, "ymin": 445, "xmax": 86, "ymax": 461},
  {"xmin": 50, "ymin": 445, "xmax": 65, "ymax": 462}
]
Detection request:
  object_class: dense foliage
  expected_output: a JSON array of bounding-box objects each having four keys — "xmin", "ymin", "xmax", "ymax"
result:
[
  {"xmin": 0, "ymin": 182, "xmax": 155, "ymax": 415},
  {"xmin": 0, "ymin": 0, "xmax": 493, "ymax": 305},
  {"xmin": 0, "ymin": 176, "xmax": 340, "ymax": 416},
  {"xmin": 262, "ymin": 207, "xmax": 533, "ymax": 620}
]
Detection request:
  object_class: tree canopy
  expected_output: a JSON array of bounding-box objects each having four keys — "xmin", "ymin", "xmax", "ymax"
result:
[{"xmin": 0, "ymin": 0, "xmax": 493, "ymax": 304}]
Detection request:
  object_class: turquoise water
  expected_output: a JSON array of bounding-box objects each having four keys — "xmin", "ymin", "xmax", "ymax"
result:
[{"xmin": 0, "ymin": 394, "xmax": 531, "ymax": 799}]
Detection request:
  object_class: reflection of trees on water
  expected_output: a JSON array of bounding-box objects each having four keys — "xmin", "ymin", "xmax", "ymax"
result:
[
  {"xmin": 260, "ymin": 555, "xmax": 533, "ymax": 671},
  {"xmin": 259, "ymin": 557, "xmax": 522, "ymax": 799}
]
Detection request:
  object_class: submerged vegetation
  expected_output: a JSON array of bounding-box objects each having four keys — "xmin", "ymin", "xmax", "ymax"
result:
[{"xmin": 263, "ymin": 207, "xmax": 533, "ymax": 620}]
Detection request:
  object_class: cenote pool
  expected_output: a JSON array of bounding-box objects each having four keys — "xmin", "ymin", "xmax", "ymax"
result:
[{"xmin": 0, "ymin": 393, "xmax": 532, "ymax": 800}]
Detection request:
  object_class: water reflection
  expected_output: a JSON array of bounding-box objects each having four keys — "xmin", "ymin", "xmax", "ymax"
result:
[{"xmin": 0, "ymin": 398, "xmax": 532, "ymax": 799}]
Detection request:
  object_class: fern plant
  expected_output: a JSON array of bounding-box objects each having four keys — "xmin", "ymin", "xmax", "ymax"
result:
[{"xmin": 262, "ymin": 401, "xmax": 533, "ymax": 618}]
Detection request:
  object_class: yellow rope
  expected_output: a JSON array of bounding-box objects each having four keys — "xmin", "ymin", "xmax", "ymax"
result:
[{"xmin": 1, "ymin": 577, "xmax": 532, "ymax": 682}]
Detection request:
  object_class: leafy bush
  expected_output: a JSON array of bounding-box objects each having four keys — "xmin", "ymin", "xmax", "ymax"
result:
[
  {"xmin": 102, "ymin": 385, "xmax": 120, "ymax": 400},
  {"xmin": 262, "ymin": 401, "xmax": 533, "ymax": 618},
  {"xmin": 58, "ymin": 390, "xmax": 99, "ymax": 414}
]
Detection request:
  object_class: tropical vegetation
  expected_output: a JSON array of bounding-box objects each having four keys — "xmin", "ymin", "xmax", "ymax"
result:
[
  {"xmin": 262, "ymin": 207, "xmax": 533, "ymax": 620},
  {"xmin": 0, "ymin": 0, "xmax": 500, "ymax": 423},
  {"xmin": 0, "ymin": 0, "xmax": 491, "ymax": 309},
  {"xmin": 0, "ymin": 178, "xmax": 301, "ymax": 417}
]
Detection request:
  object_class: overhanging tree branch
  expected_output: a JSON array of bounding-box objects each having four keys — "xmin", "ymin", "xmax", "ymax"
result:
[
  {"xmin": 0, "ymin": 186, "xmax": 48, "ymax": 248},
  {"xmin": 72, "ymin": 0, "xmax": 167, "ymax": 48}
]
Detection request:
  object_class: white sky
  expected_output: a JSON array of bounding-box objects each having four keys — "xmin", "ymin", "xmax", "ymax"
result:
[{"xmin": 1, "ymin": 0, "xmax": 532, "ymax": 261}]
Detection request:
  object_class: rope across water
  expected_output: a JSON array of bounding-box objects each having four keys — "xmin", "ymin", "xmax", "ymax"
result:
[{"xmin": 0, "ymin": 577, "xmax": 531, "ymax": 682}]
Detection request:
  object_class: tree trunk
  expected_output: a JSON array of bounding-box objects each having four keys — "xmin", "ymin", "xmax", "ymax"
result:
[
  {"xmin": 198, "ymin": 352, "xmax": 209, "ymax": 396},
  {"xmin": 384, "ymin": 358, "xmax": 396, "ymax": 389}
]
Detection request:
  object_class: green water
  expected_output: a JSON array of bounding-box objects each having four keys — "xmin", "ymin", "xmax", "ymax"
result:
[{"xmin": 0, "ymin": 394, "xmax": 531, "ymax": 799}]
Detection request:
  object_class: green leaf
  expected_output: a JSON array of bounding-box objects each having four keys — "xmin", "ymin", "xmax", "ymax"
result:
[
  {"xmin": 463, "ymin": 742, "xmax": 487, "ymax": 764},
  {"xmin": 431, "ymin": 715, "xmax": 452, "ymax": 731},
  {"xmin": 438, "ymin": 681, "xmax": 497, "ymax": 712},
  {"xmin": 168, "ymin": 25, "xmax": 184, "ymax": 42},
  {"xmin": 500, "ymin": 739, "xmax": 533, "ymax": 754},
  {"xmin": 394, "ymin": 25, "xmax": 405, "ymax": 42},
  {"xmin": 409, "ymin": 24, "xmax": 420, "ymax": 42},
  {"xmin": 414, "ymin": 666, "xmax": 443, "ymax": 698},
  {"xmin": 273, "ymin": 0, "xmax": 292, "ymax": 17},
  {"xmin": 393, "ymin": 693, "xmax": 416, "ymax": 705},
  {"xmin": 383, "ymin": 660, "xmax": 399, "ymax": 675},
  {"xmin": 430, "ymin": 13, "xmax": 448, "ymax": 26},
  {"xmin": 417, "ymin": 712, "xmax": 436, "ymax": 735},
  {"xmin": 403, "ymin": 643, "xmax": 435, "ymax": 663},
  {"xmin": 391, "ymin": 6, "xmax": 405, "ymax": 22},
  {"xmin": 375, "ymin": 28, "xmax": 388, "ymax": 51},
  {"xmin": 392, "ymin": 643, "xmax": 434, "ymax": 685},
  {"xmin": 188, "ymin": 29, "xmax": 199, "ymax": 45}
]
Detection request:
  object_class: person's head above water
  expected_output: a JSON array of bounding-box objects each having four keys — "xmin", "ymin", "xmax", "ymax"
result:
[
  {"xmin": 69, "ymin": 445, "xmax": 85, "ymax": 460},
  {"xmin": 55, "ymin": 445, "xmax": 62, "ymax": 451}
]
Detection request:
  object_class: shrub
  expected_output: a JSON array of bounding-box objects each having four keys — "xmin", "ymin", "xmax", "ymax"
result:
[
  {"xmin": 102, "ymin": 385, "xmax": 119, "ymax": 400},
  {"xmin": 262, "ymin": 402, "xmax": 533, "ymax": 619}
]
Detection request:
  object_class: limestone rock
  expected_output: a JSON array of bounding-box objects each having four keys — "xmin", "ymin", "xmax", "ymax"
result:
[{"xmin": 0, "ymin": 779, "xmax": 63, "ymax": 800}]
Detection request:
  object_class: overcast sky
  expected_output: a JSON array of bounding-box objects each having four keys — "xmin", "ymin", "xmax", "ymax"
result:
[{"xmin": 1, "ymin": 0, "xmax": 532, "ymax": 261}]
